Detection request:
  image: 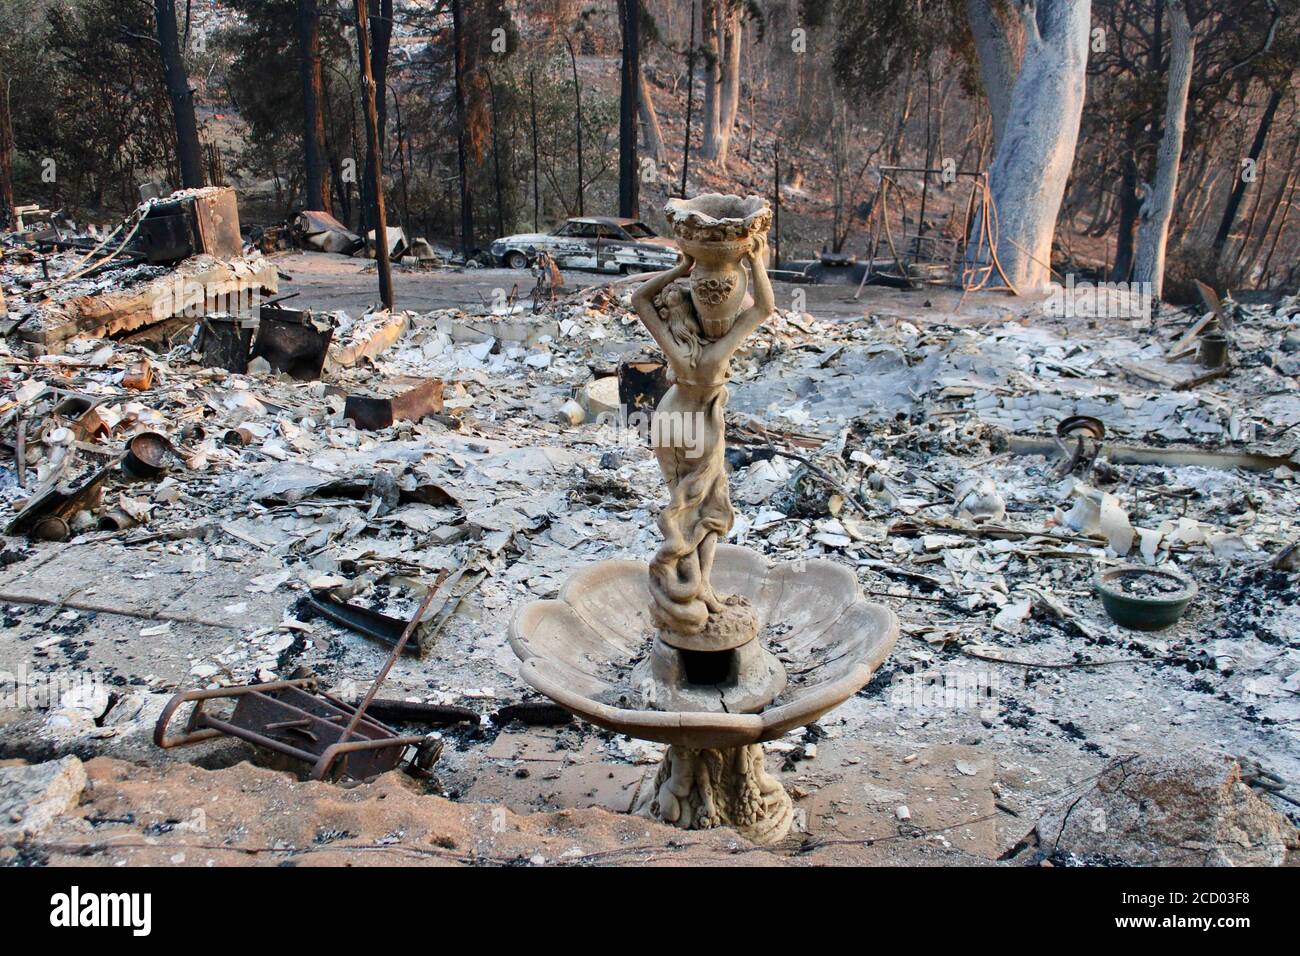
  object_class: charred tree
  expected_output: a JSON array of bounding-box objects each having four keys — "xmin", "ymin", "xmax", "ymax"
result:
[
  {"xmin": 452, "ymin": 0, "xmax": 474, "ymax": 255},
  {"xmin": 1134, "ymin": 0, "xmax": 1195, "ymax": 300},
  {"xmin": 296, "ymin": 0, "xmax": 330, "ymax": 212},
  {"xmin": 1213, "ymin": 88, "xmax": 1283, "ymax": 256},
  {"xmin": 353, "ymin": 0, "xmax": 393, "ymax": 309},
  {"xmin": 681, "ymin": 0, "xmax": 696, "ymax": 196},
  {"xmin": 529, "ymin": 67, "xmax": 540, "ymax": 231},
  {"xmin": 1110, "ymin": 121, "xmax": 1143, "ymax": 281},
  {"xmin": 360, "ymin": 0, "xmax": 392, "ymax": 236},
  {"xmin": 565, "ymin": 34, "xmax": 584, "ymax": 217},
  {"xmin": 0, "ymin": 75, "xmax": 14, "ymax": 229},
  {"xmin": 487, "ymin": 70, "xmax": 505, "ymax": 239},
  {"xmin": 154, "ymin": 0, "xmax": 203, "ymax": 189},
  {"xmin": 618, "ymin": 0, "xmax": 640, "ymax": 218}
]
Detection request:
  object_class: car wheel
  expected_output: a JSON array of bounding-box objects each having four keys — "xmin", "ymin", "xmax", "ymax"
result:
[{"xmin": 506, "ymin": 251, "xmax": 529, "ymax": 270}]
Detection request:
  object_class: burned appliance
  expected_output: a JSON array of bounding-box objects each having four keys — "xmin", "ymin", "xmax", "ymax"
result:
[
  {"xmin": 250, "ymin": 304, "xmax": 334, "ymax": 381},
  {"xmin": 133, "ymin": 186, "xmax": 242, "ymax": 265}
]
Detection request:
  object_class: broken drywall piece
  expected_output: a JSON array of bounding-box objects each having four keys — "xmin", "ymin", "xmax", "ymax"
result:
[
  {"xmin": 1136, "ymin": 526, "xmax": 1164, "ymax": 564},
  {"xmin": 1098, "ymin": 494, "xmax": 1135, "ymax": 556},
  {"xmin": 992, "ymin": 596, "xmax": 1033, "ymax": 634}
]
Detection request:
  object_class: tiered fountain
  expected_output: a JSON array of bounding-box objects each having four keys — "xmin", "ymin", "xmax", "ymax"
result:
[{"xmin": 510, "ymin": 194, "xmax": 898, "ymax": 844}]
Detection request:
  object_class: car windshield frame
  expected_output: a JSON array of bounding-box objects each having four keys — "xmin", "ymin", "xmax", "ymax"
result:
[{"xmin": 621, "ymin": 221, "xmax": 656, "ymax": 239}]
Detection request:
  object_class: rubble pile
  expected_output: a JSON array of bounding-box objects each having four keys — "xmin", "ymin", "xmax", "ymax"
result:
[
  {"xmin": 0, "ymin": 266, "xmax": 1296, "ymax": 864},
  {"xmin": 1, "ymin": 186, "xmax": 276, "ymax": 353}
]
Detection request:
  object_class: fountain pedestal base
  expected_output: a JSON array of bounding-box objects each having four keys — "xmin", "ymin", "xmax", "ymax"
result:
[{"xmin": 645, "ymin": 743, "xmax": 794, "ymax": 846}]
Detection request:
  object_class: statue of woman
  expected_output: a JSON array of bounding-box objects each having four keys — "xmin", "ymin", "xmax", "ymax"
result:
[{"xmin": 630, "ymin": 234, "xmax": 774, "ymax": 637}]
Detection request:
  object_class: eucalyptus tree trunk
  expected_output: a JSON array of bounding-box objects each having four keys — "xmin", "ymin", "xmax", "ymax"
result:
[
  {"xmin": 639, "ymin": 68, "xmax": 664, "ymax": 163},
  {"xmin": 700, "ymin": 0, "xmax": 722, "ymax": 161},
  {"xmin": 1134, "ymin": 1, "xmax": 1195, "ymax": 300},
  {"xmin": 715, "ymin": 4, "xmax": 742, "ymax": 169},
  {"xmin": 966, "ymin": 0, "xmax": 1019, "ymax": 150},
  {"xmin": 982, "ymin": 0, "xmax": 1091, "ymax": 292}
]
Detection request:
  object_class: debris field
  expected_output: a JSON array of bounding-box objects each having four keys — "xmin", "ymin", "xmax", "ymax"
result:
[{"xmin": 1, "ymin": 240, "xmax": 1297, "ymax": 865}]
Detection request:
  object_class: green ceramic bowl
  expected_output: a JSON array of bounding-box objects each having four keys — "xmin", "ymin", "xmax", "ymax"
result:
[{"xmin": 1094, "ymin": 565, "xmax": 1197, "ymax": 631}]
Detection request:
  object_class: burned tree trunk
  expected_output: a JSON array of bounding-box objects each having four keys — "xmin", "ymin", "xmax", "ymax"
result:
[
  {"xmin": 296, "ymin": 0, "xmax": 330, "ymax": 212},
  {"xmin": 639, "ymin": 68, "xmax": 664, "ymax": 164},
  {"xmin": 0, "ymin": 75, "xmax": 14, "ymax": 229},
  {"xmin": 715, "ymin": 4, "xmax": 742, "ymax": 169},
  {"xmin": 966, "ymin": 0, "xmax": 1019, "ymax": 151},
  {"xmin": 154, "ymin": 0, "xmax": 204, "ymax": 189},
  {"xmin": 681, "ymin": 1, "xmax": 696, "ymax": 196},
  {"xmin": 360, "ymin": 0, "xmax": 392, "ymax": 236},
  {"xmin": 1110, "ymin": 122, "xmax": 1143, "ymax": 281},
  {"xmin": 565, "ymin": 35, "xmax": 584, "ymax": 217},
  {"xmin": 487, "ymin": 70, "xmax": 505, "ymax": 239},
  {"xmin": 529, "ymin": 68, "xmax": 540, "ymax": 231},
  {"xmin": 618, "ymin": 0, "xmax": 640, "ymax": 218},
  {"xmin": 353, "ymin": 0, "xmax": 393, "ymax": 309},
  {"xmin": 700, "ymin": 0, "xmax": 722, "ymax": 161},
  {"xmin": 1213, "ymin": 88, "xmax": 1282, "ymax": 257},
  {"xmin": 1134, "ymin": 0, "xmax": 1194, "ymax": 300},
  {"xmin": 980, "ymin": 0, "xmax": 1091, "ymax": 291},
  {"xmin": 452, "ymin": 0, "xmax": 474, "ymax": 254}
]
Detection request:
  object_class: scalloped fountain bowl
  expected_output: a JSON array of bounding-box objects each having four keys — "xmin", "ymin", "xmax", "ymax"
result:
[{"xmin": 510, "ymin": 544, "xmax": 898, "ymax": 843}]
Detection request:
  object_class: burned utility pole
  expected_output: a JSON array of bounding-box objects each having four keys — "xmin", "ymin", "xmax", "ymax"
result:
[
  {"xmin": 353, "ymin": 0, "xmax": 394, "ymax": 311},
  {"xmin": 154, "ymin": 0, "xmax": 204, "ymax": 189},
  {"xmin": 618, "ymin": 0, "xmax": 640, "ymax": 219}
]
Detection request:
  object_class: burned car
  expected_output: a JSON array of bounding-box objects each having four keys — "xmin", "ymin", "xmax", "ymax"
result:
[{"xmin": 490, "ymin": 216, "xmax": 678, "ymax": 273}]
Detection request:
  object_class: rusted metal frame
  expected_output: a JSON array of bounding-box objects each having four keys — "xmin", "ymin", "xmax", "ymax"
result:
[{"xmin": 320, "ymin": 571, "xmax": 447, "ymax": 779}]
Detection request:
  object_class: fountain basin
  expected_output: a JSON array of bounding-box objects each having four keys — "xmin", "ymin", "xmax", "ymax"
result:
[{"xmin": 509, "ymin": 544, "xmax": 898, "ymax": 751}]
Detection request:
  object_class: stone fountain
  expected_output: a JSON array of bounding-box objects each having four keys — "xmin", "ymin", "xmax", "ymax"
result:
[{"xmin": 510, "ymin": 193, "xmax": 898, "ymax": 844}]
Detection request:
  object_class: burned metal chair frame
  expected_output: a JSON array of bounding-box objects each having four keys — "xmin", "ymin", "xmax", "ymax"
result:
[{"xmin": 154, "ymin": 677, "xmax": 427, "ymax": 781}]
